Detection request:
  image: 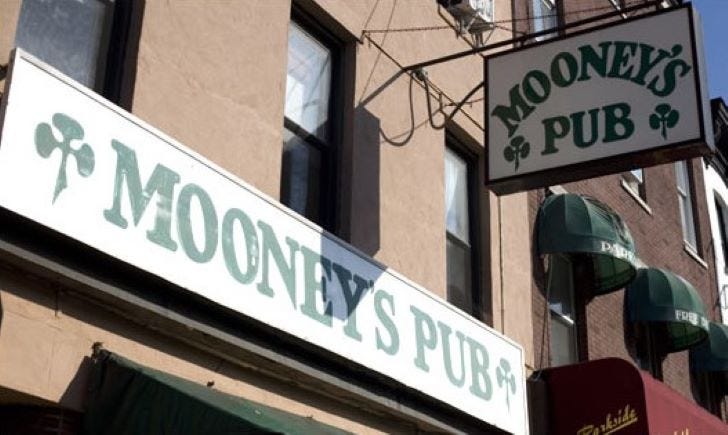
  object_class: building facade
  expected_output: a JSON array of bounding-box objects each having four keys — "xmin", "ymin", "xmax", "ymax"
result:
[
  {"xmin": 704, "ymin": 98, "xmax": 728, "ymax": 325},
  {"xmin": 0, "ymin": 0, "xmax": 534, "ymax": 434},
  {"xmin": 0, "ymin": 0, "xmax": 726, "ymax": 434}
]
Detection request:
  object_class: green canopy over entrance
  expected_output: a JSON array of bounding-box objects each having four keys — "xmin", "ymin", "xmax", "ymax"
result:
[
  {"xmin": 690, "ymin": 321, "xmax": 728, "ymax": 371},
  {"xmin": 82, "ymin": 350, "xmax": 351, "ymax": 435},
  {"xmin": 537, "ymin": 193, "xmax": 637, "ymax": 295},
  {"xmin": 626, "ymin": 268, "xmax": 709, "ymax": 352}
]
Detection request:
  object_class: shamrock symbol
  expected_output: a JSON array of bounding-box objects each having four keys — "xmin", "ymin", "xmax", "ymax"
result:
[
  {"xmin": 496, "ymin": 358, "xmax": 516, "ymax": 411},
  {"xmin": 503, "ymin": 136, "xmax": 530, "ymax": 172},
  {"xmin": 35, "ymin": 113, "xmax": 95, "ymax": 203},
  {"xmin": 649, "ymin": 103, "xmax": 679, "ymax": 140}
]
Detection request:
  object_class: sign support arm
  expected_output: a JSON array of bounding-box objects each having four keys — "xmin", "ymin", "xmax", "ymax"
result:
[{"xmin": 403, "ymin": 0, "xmax": 665, "ymax": 72}]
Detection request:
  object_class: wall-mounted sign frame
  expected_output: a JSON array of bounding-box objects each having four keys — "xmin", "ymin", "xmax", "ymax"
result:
[{"xmin": 485, "ymin": 4, "xmax": 713, "ymax": 195}]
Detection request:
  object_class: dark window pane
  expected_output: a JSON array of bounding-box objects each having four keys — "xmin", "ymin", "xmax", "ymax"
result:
[
  {"xmin": 550, "ymin": 314, "xmax": 577, "ymax": 366},
  {"xmin": 281, "ymin": 128, "xmax": 321, "ymax": 221},
  {"xmin": 546, "ymin": 254, "xmax": 578, "ymax": 366},
  {"xmin": 547, "ymin": 256, "xmax": 575, "ymax": 317},
  {"xmin": 533, "ymin": 0, "xmax": 558, "ymax": 41},
  {"xmin": 715, "ymin": 198, "xmax": 728, "ymax": 268},
  {"xmin": 447, "ymin": 236, "xmax": 472, "ymax": 313},
  {"xmin": 16, "ymin": 0, "xmax": 113, "ymax": 89}
]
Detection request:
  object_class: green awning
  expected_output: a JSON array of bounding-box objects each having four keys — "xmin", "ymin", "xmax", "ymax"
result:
[
  {"xmin": 690, "ymin": 321, "xmax": 728, "ymax": 371},
  {"xmin": 626, "ymin": 268, "xmax": 709, "ymax": 352},
  {"xmin": 537, "ymin": 193, "xmax": 637, "ymax": 295},
  {"xmin": 82, "ymin": 350, "xmax": 351, "ymax": 435}
]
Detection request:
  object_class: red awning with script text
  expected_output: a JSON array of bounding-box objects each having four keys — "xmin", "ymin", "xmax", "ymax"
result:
[{"xmin": 542, "ymin": 358, "xmax": 727, "ymax": 435}]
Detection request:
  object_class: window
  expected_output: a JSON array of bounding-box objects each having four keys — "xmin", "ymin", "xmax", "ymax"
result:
[
  {"xmin": 445, "ymin": 143, "xmax": 477, "ymax": 315},
  {"xmin": 532, "ymin": 0, "xmax": 558, "ymax": 41},
  {"xmin": 715, "ymin": 196, "xmax": 728, "ymax": 271},
  {"xmin": 694, "ymin": 371, "xmax": 723, "ymax": 417},
  {"xmin": 15, "ymin": 0, "xmax": 132, "ymax": 99},
  {"xmin": 282, "ymin": 16, "xmax": 338, "ymax": 231},
  {"xmin": 634, "ymin": 323, "xmax": 664, "ymax": 380},
  {"xmin": 675, "ymin": 160, "xmax": 698, "ymax": 249},
  {"xmin": 547, "ymin": 254, "xmax": 578, "ymax": 367},
  {"xmin": 623, "ymin": 168, "xmax": 646, "ymax": 201}
]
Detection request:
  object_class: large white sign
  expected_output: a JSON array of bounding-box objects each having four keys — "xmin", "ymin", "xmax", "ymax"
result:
[
  {"xmin": 486, "ymin": 5, "xmax": 713, "ymax": 194},
  {"xmin": 0, "ymin": 51, "xmax": 527, "ymax": 434}
]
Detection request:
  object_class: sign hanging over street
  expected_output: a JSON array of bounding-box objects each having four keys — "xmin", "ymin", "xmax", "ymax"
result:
[
  {"xmin": 0, "ymin": 51, "xmax": 528, "ymax": 434},
  {"xmin": 486, "ymin": 5, "xmax": 713, "ymax": 194}
]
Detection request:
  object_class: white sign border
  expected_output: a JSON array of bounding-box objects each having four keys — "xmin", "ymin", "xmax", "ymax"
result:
[{"xmin": 484, "ymin": 4, "xmax": 713, "ymax": 194}]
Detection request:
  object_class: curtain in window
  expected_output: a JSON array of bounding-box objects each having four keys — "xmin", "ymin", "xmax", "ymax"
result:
[
  {"xmin": 445, "ymin": 149, "xmax": 469, "ymax": 243},
  {"xmin": 285, "ymin": 23, "xmax": 331, "ymax": 140}
]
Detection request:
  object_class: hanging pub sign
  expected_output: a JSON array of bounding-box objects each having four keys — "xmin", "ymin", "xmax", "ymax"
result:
[
  {"xmin": 485, "ymin": 4, "xmax": 713, "ymax": 195},
  {"xmin": 0, "ymin": 50, "xmax": 528, "ymax": 434}
]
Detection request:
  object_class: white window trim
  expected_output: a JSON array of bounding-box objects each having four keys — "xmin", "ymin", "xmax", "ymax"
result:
[
  {"xmin": 676, "ymin": 161, "xmax": 698, "ymax": 250},
  {"xmin": 620, "ymin": 179, "xmax": 652, "ymax": 215}
]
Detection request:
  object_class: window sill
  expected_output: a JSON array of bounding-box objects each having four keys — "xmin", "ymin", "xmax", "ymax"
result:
[
  {"xmin": 684, "ymin": 243, "xmax": 708, "ymax": 269},
  {"xmin": 620, "ymin": 180, "xmax": 652, "ymax": 215},
  {"xmin": 547, "ymin": 185, "xmax": 567, "ymax": 195}
]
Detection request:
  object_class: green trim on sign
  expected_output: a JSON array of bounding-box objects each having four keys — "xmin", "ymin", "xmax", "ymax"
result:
[
  {"xmin": 537, "ymin": 193, "xmax": 637, "ymax": 296},
  {"xmin": 626, "ymin": 268, "xmax": 709, "ymax": 352},
  {"xmin": 82, "ymin": 350, "xmax": 351, "ymax": 435},
  {"xmin": 690, "ymin": 321, "xmax": 728, "ymax": 372}
]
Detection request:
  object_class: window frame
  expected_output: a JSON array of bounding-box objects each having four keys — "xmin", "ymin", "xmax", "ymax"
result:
[
  {"xmin": 532, "ymin": 0, "xmax": 560, "ymax": 41},
  {"xmin": 623, "ymin": 169, "xmax": 647, "ymax": 200},
  {"xmin": 546, "ymin": 253, "xmax": 579, "ymax": 367},
  {"xmin": 714, "ymin": 195, "xmax": 728, "ymax": 273},
  {"xmin": 14, "ymin": 0, "xmax": 136, "ymax": 105},
  {"xmin": 693, "ymin": 370, "xmax": 723, "ymax": 416},
  {"xmin": 444, "ymin": 132, "xmax": 482, "ymax": 318},
  {"xmin": 675, "ymin": 160, "xmax": 700, "ymax": 251},
  {"xmin": 281, "ymin": 7, "xmax": 343, "ymax": 232},
  {"xmin": 634, "ymin": 323, "xmax": 665, "ymax": 380}
]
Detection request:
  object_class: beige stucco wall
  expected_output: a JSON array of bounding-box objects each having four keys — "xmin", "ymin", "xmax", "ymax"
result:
[
  {"xmin": 0, "ymin": 0, "xmax": 536, "ymax": 427},
  {"xmin": 131, "ymin": 2, "xmax": 291, "ymax": 200},
  {"xmin": 0, "ymin": 267, "xmax": 425, "ymax": 434}
]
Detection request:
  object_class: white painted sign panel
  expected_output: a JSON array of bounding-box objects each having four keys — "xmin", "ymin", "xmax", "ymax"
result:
[
  {"xmin": 486, "ymin": 5, "xmax": 713, "ymax": 194},
  {"xmin": 0, "ymin": 51, "xmax": 527, "ymax": 434}
]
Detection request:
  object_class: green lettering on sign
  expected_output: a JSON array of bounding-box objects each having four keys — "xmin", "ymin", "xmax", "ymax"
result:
[
  {"xmin": 176, "ymin": 183, "xmax": 218, "ymax": 263},
  {"xmin": 300, "ymin": 246, "xmax": 333, "ymax": 326},
  {"xmin": 256, "ymin": 221, "xmax": 299, "ymax": 306},
  {"xmin": 332, "ymin": 263, "xmax": 370, "ymax": 341},
  {"xmin": 221, "ymin": 208, "xmax": 259, "ymax": 285},
  {"xmin": 467, "ymin": 337, "xmax": 492, "ymax": 400},
  {"xmin": 411, "ymin": 305, "xmax": 437, "ymax": 372},
  {"xmin": 374, "ymin": 289, "xmax": 399, "ymax": 355},
  {"xmin": 104, "ymin": 140, "xmax": 180, "ymax": 251},
  {"xmin": 438, "ymin": 321, "xmax": 467, "ymax": 388}
]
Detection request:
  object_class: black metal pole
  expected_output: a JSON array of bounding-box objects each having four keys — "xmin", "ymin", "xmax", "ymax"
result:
[{"xmin": 403, "ymin": 0, "xmax": 665, "ymax": 72}]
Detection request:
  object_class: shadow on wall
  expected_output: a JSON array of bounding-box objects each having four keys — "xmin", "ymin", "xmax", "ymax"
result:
[
  {"xmin": 349, "ymin": 68, "xmax": 441, "ymax": 258},
  {"xmin": 347, "ymin": 106, "xmax": 381, "ymax": 257}
]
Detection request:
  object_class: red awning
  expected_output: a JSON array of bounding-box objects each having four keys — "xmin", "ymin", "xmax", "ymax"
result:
[{"xmin": 542, "ymin": 358, "xmax": 727, "ymax": 435}]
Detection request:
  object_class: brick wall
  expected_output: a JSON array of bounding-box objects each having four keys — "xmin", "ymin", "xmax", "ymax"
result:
[
  {"xmin": 526, "ymin": 0, "xmax": 724, "ymax": 414},
  {"xmin": 530, "ymin": 161, "xmax": 720, "ymax": 403}
]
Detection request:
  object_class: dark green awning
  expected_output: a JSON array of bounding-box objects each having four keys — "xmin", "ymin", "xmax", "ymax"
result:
[
  {"xmin": 82, "ymin": 350, "xmax": 351, "ymax": 435},
  {"xmin": 537, "ymin": 193, "xmax": 637, "ymax": 295},
  {"xmin": 690, "ymin": 321, "xmax": 728, "ymax": 371},
  {"xmin": 626, "ymin": 268, "xmax": 709, "ymax": 352}
]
